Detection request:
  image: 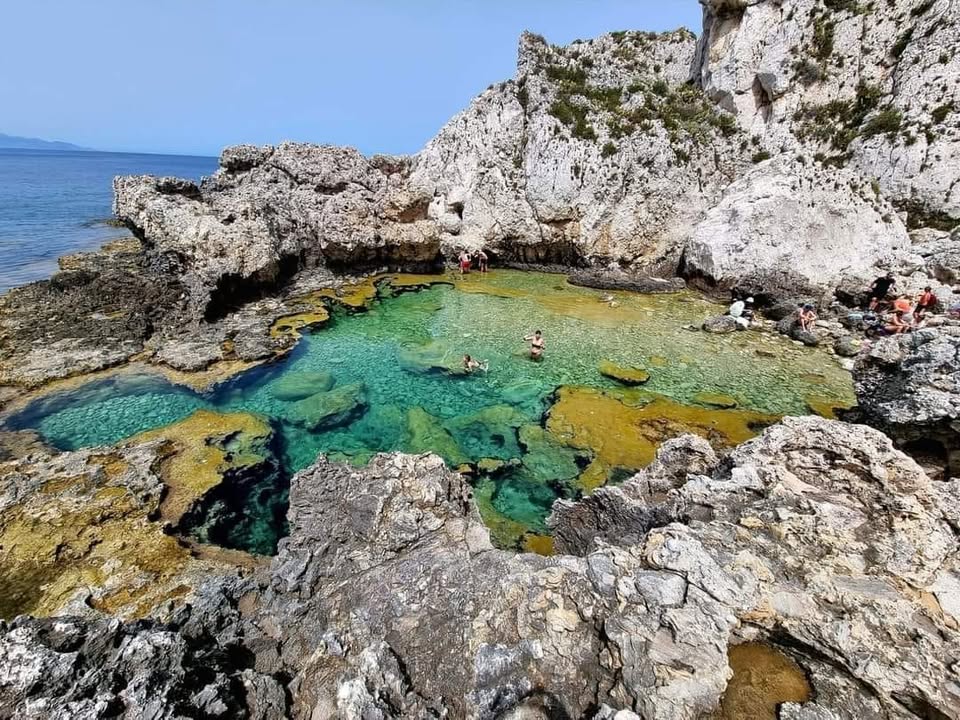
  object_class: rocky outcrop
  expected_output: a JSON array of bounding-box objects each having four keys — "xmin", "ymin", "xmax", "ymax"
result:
[
  {"xmin": 853, "ymin": 326, "xmax": 960, "ymax": 474},
  {"xmin": 114, "ymin": 146, "xmax": 442, "ymax": 320},
  {"xmin": 695, "ymin": 0, "xmax": 960, "ymax": 227},
  {"xmin": 0, "ymin": 411, "xmax": 270, "ymax": 620},
  {"xmin": 409, "ymin": 30, "xmax": 744, "ymax": 270},
  {"xmin": 3, "ymin": 419, "xmax": 958, "ymax": 719},
  {"xmin": 683, "ymin": 158, "xmax": 914, "ymax": 293}
]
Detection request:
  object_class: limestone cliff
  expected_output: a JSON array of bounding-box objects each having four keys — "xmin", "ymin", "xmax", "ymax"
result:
[{"xmin": 695, "ymin": 0, "xmax": 960, "ymax": 227}]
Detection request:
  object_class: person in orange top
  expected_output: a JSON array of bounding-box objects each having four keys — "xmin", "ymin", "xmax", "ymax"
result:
[
  {"xmin": 893, "ymin": 295, "xmax": 913, "ymax": 314},
  {"xmin": 916, "ymin": 286, "xmax": 937, "ymax": 319}
]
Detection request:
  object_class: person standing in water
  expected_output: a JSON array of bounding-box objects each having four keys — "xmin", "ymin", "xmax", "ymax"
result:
[
  {"xmin": 524, "ymin": 330, "xmax": 545, "ymax": 360},
  {"xmin": 458, "ymin": 250, "xmax": 472, "ymax": 275},
  {"xmin": 477, "ymin": 248, "xmax": 489, "ymax": 273}
]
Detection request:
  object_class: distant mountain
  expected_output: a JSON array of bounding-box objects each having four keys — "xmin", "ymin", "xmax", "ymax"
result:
[{"xmin": 0, "ymin": 133, "xmax": 91, "ymax": 151}]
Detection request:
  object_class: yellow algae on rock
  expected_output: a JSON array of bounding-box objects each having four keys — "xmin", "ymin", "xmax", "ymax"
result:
[
  {"xmin": 546, "ymin": 386, "xmax": 776, "ymax": 491},
  {"xmin": 693, "ymin": 392, "xmax": 739, "ymax": 409},
  {"xmin": 714, "ymin": 643, "xmax": 811, "ymax": 720},
  {"xmin": 270, "ymin": 304, "xmax": 331, "ymax": 340},
  {"xmin": 312, "ymin": 275, "xmax": 382, "ymax": 308},
  {"xmin": 806, "ymin": 397, "xmax": 855, "ymax": 419},
  {"xmin": 387, "ymin": 272, "xmax": 456, "ymax": 289},
  {"xmin": 0, "ymin": 442, "xmax": 257, "ymax": 621},
  {"xmin": 129, "ymin": 409, "xmax": 273, "ymax": 525},
  {"xmin": 598, "ymin": 360, "xmax": 650, "ymax": 386}
]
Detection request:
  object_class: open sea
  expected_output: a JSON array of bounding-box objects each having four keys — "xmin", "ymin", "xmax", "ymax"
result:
[{"xmin": 0, "ymin": 149, "xmax": 217, "ymax": 292}]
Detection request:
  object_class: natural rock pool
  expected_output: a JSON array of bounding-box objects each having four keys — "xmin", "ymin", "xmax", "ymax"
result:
[{"xmin": 4, "ymin": 270, "xmax": 854, "ymax": 554}]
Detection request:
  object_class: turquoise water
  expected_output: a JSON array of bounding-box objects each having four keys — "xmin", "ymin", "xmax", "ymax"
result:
[
  {"xmin": 0, "ymin": 149, "xmax": 216, "ymax": 291},
  {"xmin": 4, "ymin": 272, "xmax": 854, "ymax": 551}
]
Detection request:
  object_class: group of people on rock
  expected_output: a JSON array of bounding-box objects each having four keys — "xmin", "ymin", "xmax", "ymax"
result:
[
  {"xmin": 723, "ymin": 272, "xmax": 943, "ymax": 344},
  {"xmin": 457, "ymin": 248, "xmax": 489, "ymax": 275},
  {"xmin": 866, "ymin": 272, "xmax": 938, "ymax": 335}
]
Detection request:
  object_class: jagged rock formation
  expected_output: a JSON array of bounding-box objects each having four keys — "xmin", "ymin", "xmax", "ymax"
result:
[
  {"xmin": 695, "ymin": 0, "xmax": 960, "ymax": 227},
  {"xmin": 853, "ymin": 326, "xmax": 960, "ymax": 475},
  {"xmin": 409, "ymin": 30, "xmax": 744, "ymax": 270},
  {"xmin": 111, "ymin": 3, "xmax": 960, "ymax": 315},
  {"xmin": 3, "ymin": 419, "xmax": 958, "ymax": 719},
  {"xmin": 114, "ymin": 147, "xmax": 442, "ymax": 320}
]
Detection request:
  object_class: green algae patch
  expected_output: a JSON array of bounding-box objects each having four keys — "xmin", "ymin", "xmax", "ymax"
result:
[
  {"xmin": 714, "ymin": 643, "xmax": 811, "ymax": 720},
  {"xmin": 289, "ymin": 383, "xmax": 368, "ymax": 431},
  {"xmin": 473, "ymin": 476, "xmax": 555, "ymax": 555},
  {"xmin": 130, "ymin": 409, "xmax": 274, "ymax": 526},
  {"xmin": 599, "ymin": 360, "xmax": 650, "ymax": 386},
  {"xmin": 407, "ymin": 407, "xmax": 469, "ymax": 466}
]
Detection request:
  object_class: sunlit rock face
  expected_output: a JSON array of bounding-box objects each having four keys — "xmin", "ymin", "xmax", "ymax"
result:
[
  {"xmin": 410, "ymin": 30, "xmax": 746, "ymax": 269},
  {"xmin": 695, "ymin": 0, "xmax": 960, "ymax": 227}
]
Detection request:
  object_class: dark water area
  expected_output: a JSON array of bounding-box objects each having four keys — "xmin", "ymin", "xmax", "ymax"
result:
[{"xmin": 0, "ymin": 149, "xmax": 216, "ymax": 291}]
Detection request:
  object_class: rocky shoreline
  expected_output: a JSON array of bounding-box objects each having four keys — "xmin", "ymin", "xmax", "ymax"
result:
[{"xmin": 3, "ymin": 0, "xmax": 960, "ymax": 717}]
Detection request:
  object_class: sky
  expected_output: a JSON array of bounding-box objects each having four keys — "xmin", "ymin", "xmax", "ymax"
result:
[{"xmin": 1, "ymin": 1, "xmax": 703, "ymax": 157}]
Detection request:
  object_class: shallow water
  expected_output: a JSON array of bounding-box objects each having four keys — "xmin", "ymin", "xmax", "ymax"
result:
[{"xmin": 4, "ymin": 271, "xmax": 854, "ymax": 553}]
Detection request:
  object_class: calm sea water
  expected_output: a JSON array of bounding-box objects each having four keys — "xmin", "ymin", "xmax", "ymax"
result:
[{"xmin": 0, "ymin": 149, "xmax": 217, "ymax": 292}]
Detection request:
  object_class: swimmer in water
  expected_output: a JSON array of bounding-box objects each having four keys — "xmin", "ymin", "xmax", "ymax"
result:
[
  {"xmin": 524, "ymin": 330, "xmax": 545, "ymax": 361},
  {"xmin": 463, "ymin": 354, "xmax": 488, "ymax": 373}
]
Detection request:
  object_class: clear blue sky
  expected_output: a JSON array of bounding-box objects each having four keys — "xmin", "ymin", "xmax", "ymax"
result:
[{"xmin": 2, "ymin": 1, "xmax": 702, "ymax": 157}]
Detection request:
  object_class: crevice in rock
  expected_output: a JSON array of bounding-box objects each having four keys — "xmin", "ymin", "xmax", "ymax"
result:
[{"xmin": 203, "ymin": 252, "xmax": 303, "ymax": 322}]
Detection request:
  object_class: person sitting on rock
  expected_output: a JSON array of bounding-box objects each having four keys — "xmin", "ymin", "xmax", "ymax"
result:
[
  {"xmin": 884, "ymin": 309, "xmax": 911, "ymax": 335},
  {"xmin": 742, "ymin": 297, "xmax": 756, "ymax": 322},
  {"xmin": 477, "ymin": 248, "xmax": 489, "ymax": 273},
  {"xmin": 916, "ymin": 286, "xmax": 937, "ymax": 320},
  {"xmin": 463, "ymin": 354, "xmax": 487, "ymax": 373},
  {"xmin": 868, "ymin": 272, "xmax": 896, "ymax": 310},
  {"xmin": 728, "ymin": 296, "xmax": 746, "ymax": 319},
  {"xmin": 458, "ymin": 250, "xmax": 472, "ymax": 275},
  {"xmin": 893, "ymin": 295, "xmax": 913, "ymax": 314},
  {"xmin": 524, "ymin": 330, "xmax": 545, "ymax": 361},
  {"xmin": 799, "ymin": 304, "xmax": 817, "ymax": 332}
]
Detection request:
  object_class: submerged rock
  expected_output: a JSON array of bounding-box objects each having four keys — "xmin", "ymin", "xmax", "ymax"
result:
[
  {"xmin": 398, "ymin": 342, "xmax": 468, "ymax": 376},
  {"xmin": 288, "ymin": 383, "xmax": 368, "ymax": 430},
  {"xmin": 269, "ymin": 371, "xmax": 335, "ymax": 401},
  {"xmin": 598, "ymin": 360, "xmax": 650, "ymax": 386},
  {"xmin": 405, "ymin": 407, "xmax": 469, "ymax": 466}
]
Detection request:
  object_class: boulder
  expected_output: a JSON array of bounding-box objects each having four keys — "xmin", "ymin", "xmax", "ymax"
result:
[
  {"xmin": 702, "ymin": 314, "xmax": 740, "ymax": 333},
  {"xmin": 854, "ymin": 328, "xmax": 960, "ymax": 474},
  {"xmin": 833, "ymin": 336, "xmax": 862, "ymax": 358},
  {"xmin": 288, "ymin": 383, "xmax": 367, "ymax": 430},
  {"xmin": 684, "ymin": 159, "xmax": 912, "ymax": 295},
  {"xmin": 405, "ymin": 407, "xmax": 469, "ymax": 466}
]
